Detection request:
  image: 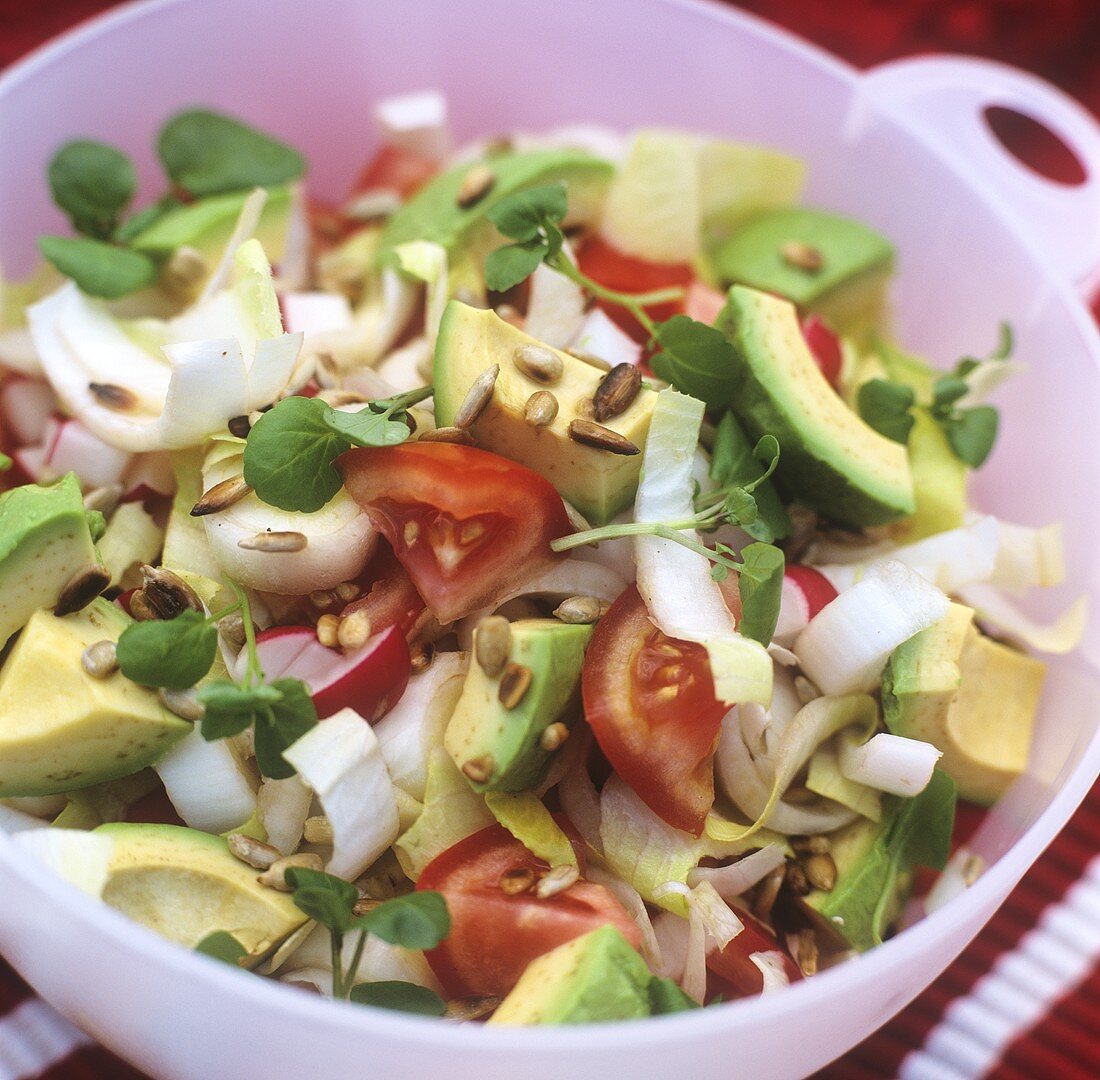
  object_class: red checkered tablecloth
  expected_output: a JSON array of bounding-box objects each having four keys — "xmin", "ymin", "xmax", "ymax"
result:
[{"xmin": 2, "ymin": 2, "xmax": 1098, "ymax": 1077}]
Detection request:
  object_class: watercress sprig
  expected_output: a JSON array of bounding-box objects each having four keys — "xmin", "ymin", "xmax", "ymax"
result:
[
  {"xmin": 243, "ymin": 386, "xmax": 432, "ymax": 513},
  {"xmin": 285, "ymin": 867, "xmax": 450, "ymax": 1008}
]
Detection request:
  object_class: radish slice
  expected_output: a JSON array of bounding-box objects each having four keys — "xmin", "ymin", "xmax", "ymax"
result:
[
  {"xmin": 772, "ymin": 566, "xmax": 838, "ymax": 646},
  {"xmin": 568, "ymin": 307, "xmax": 642, "ymax": 368},
  {"xmin": 634, "ymin": 389, "xmax": 772, "ymax": 706},
  {"xmin": 374, "ymin": 90, "xmax": 450, "ymax": 162},
  {"xmin": 154, "ymin": 728, "xmax": 257, "ymax": 835},
  {"xmin": 43, "ymin": 416, "xmax": 132, "ymax": 490},
  {"xmin": 794, "ymin": 561, "xmax": 950, "ymax": 696},
  {"xmin": 11, "ymin": 444, "xmax": 48, "ymax": 483},
  {"xmin": 281, "ymin": 291, "xmax": 354, "ymax": 338},
  {"xmin": 0, "ymin": 378, "xmax": 57, "ymax": 446},
  {"xmin": 243, "ymin": 624, "xmax": 411, "ymax": 722},
  {"xmin": 837, "ymin": 731, "xmax": 941, "ymax": 797},
  {"xmin": 121, "ymin": 452, "xmax": 177, "ymax": 503},
  {"xmin": 283, "ymin": 707, "xmax": 401, "ymax": 881}
]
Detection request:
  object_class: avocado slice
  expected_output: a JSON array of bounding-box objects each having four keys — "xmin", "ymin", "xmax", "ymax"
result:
[
  {"xmin": 883, "ymin": 604, "xmax": 1045, "ymax": 805},
  {"xmin": 489, "ymin": 926, "xmax": 653, "ymax": 1026},
  {"xmin": 804, "ymin": 770, "xmax": 956, "ymax": 951},
  {"xmin": 712, "ymin": 207, "xmax": 894, "ymax": 337},
  {"xmin": 378, "ymin": 149, "xmax": 613, "ymax": 266},
  {"xmin": 434, "ymin": 301, "xmax": 658, "ymax": 523},
  {"xmin": 718, "ymin": 286, "xmax": 914, "ymax": 526},
  {"xmin": 0, "ymin": 474, "xmax": 106, "ymax": 648},
  {"xmin": 0, "ymin": 601, "xmax": 191, "ymax": 797},
  {"xmin": 95, "ymin": 823, "xmax": 307, "ymax": 961},
  {"xmin": 445, "ymin": 618, "xmax": 592, "ymax": 792}
]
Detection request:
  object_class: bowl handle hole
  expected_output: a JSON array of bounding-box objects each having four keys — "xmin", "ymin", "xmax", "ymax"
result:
[{"xmin": 983, "ymin": 105, "xmax": 1088, "ymax": 187}]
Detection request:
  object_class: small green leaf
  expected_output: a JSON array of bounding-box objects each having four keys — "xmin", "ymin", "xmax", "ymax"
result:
[
  {"xmin": 722, "ymin": 487, "xmax": 759, "ymax": 528},
  {"xmin": 285, "ymin": 867, "xmax": 358, "ymax": 934},
  {"xmin": 649, "ymin": 316, "xmax": 740, "ymax": 408},
  {"xmin": 198, "ymin": 680, "xmax": 283, "ymax": 742},
  {"xmin": 484, "ymin": 238, "xmax": 549, "ymax": 292},
  {"xmin": 158, "ymin": 109, "xmax": 305, "ymax": 197},
  {"xmin": 943, "ymin": 406, "xmax": 999, "ymax": 468},
  {"xmin": 737, "ymin": 542, "xmax": 785, "ymax": 646},
  {"xmin": 243, "ymin": 396, "xmax": 350, "ymax": 513},
  {"xmin": 48, "ymin": 140, "xmax": 136, "ymax": 239},
  {"xmin": 486, "ymin": 182, "xmax": 568, "ymax": 241},
  {"xmin": 648, "ymin": 976, "xmax": 699, "ymax": 1014},
  {"xmin": 195, "ymin": 931, "xmax": 249, "ymax": 966},
  {"xmin": 992, "ymin": 320, "xmax": 1014, "ymax": 360},
  {"xmin": 708, "ymin": 413, "xmax": 790, "ymax": 541},
  {"xmin": 856, "ymin": 379, "xmax": 915, "ymax": 444},
  {"xmin": 253, "ymin": 677, "xmax": 318, "ymax": 779},
  {"xmin": 38, "ymin": 236, "xmax": 157, "ymax": 300},
  {"xmin": 931, "ymin": 375, "xmax": 968, "ymax": 415},
  {"xmin": 0, "ymin": 454, "xmax": 11, "ymax": 472},
  {"xmin": 115, "ymin": 609, "xmax": 218, "ymax": 690},
  {"xmin": 323, "ymin": 403, "xmax": 412, "ymax": 449},
  {"xmin": 355, "ymin": 890, "xmax": 451, "ymax": 950},
  {"xmin": 85, "ymin": 509, "xmax": 106, "ymax": 542},
  {"xmin": 349, "ymin": 981, "xmax": 447, "ymax": 1016}
]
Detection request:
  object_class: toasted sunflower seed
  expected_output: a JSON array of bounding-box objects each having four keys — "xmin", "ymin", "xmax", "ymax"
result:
[
  {"xmin": 568, "ymin": 349, "xmax": 613, "ymax": 372},
  {"xmin": 785, "ymin": 861, "xmax": 811, "ymax": 897},
  {"xmin": 593, "ymin": 363, "xmax": 642, "ymax": 422},
  {"xmin": 498, "ymin": 662, "xmax": 533, "ymax": 709},
  {"xmin": 454, "ymin": 364, "xmax": 499, "ymax": 429},
  {"xmin": 535, "ymin": 864, "xmax": 580, "ymax": 899},
  {"xmin": 539, "ymin": 722, "xmax": 570, "ymax": 752},
  {"xmin": 475, "ymin": 616, "xmax": 511, "ymax": 677},
  {"xmin": 316, "ymin": 388, "xmax": 369, "ymax": 407},
  {"xmin": 444, "ymin": 996, "xmax": 502, "ymax": 1022},
  {"xmin": 88, "ymin": 382, "xmax": 138, "ymax": 411},
  {"xmin": 140, "ymin": 565, "xmax": 204, "ymax": 619},
  {"xmin": 81, "ymin": 640, "xmax": 118, "ymax": 679},
  {"xmin": 751, "ymin": 864, "xmax": 787, "ymax": 921},
  {"xmin": 803, "ymin": 852, "xmax": 838, "ymax": 892},
  {"xmin": 257, "ymin": 852, "xmax": 325, "ymax": 892},
  {"xmin": 791, "ymin": 835, "xmax": 831, "ymax": 856},
  {"xmin": 191, "ymin": 475, "xmax": 252, "ymax": 517},
  {"xmin": 161, "ymin": 245, "xmax": 209, "ymax": 295},
  {"xmin": 461, "ymin": 755, "xmax": 496, "ymax": 785},
  {"xmin": 334, "ymin": 581, "xmax": 361, "ymax": 603},
  {"xmin": 55, "ymin": 564, "xmax": 111, "ymax": 616},
  {"xmin": 568, "ymin": 419, "xmax": 640, "ymax": 455},
  {"xmin": 227, "ymin": 414, "xmax": 252, "ymax": 438},
  {"xmin": 789, "ymin": 928, "xmax": 819, "ymax": 977},
  {"xmin": 410, "ymin": 641, "xmax": 435, "ymax": 674},
  {"xmin": 344, "ymin": 188, "xmax": 403, "ymax": 221},
  {"xmin": 337, "ymin": 609, "xmax": 372, "ymax": 650},
  {"xmin": 780, "ymin": 241, "xmax": 824, "ymax": 273},
  {"xmin": 218, "ymin": 614, "xmax": 248, "ymax": 650},
  {"xmin": 419, "ymin": 426, "xmax": 476, "ymax": 446},
  {"xmin": 309, "ymin": 589, "xmax": 336, "ymax": 609},
  {"xmin": 512, "ymin": 343, "xmax": 563, "ymax": 385},
  {"xmin": 523, "ymin": 389, "xmax": 559, "ymax": 428},
  {"xmin": 158, "ymin": 687, "xmax": 204, "ymax": 722},
  {"xmin": 316, "ymin": 614, "xmax": 341, "ymax": 648},
  {"xmin": 303, "ymin": 816, "xmax": 334, "ymax": 845},
  {"xmin": 128, "ymin": 590, "xmax": 157, "ymax": 622},
  {"xmin": 499, "ymin": 867, "xmax": 536, "ymax": 895},
  {"xmin": 238, "ymin": 531, "xmax": 308, "ymax": 553},
  {"xmin": 456, "ymin": 164, "xmax": 496, "ymax": 208},
  {"xmin": 553, "ymin": 595, "xmax": 603, "ymax": 625},
  {"xmin": 228, "ymin": 833, "xmax": 281, "ymax": 870},
  {"xmin": 83, "ymin": 484, "xmax": 123, "ymax": 516}
]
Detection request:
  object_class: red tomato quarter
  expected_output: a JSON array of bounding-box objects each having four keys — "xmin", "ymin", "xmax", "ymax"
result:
[
  {"xmin": 800, "ymin": 315, "xmax": 843, "ymax": 388},
  {"xmin": 582, "ymin": 586, "xmax": 727, "ymax": 836},
  {"xmin": 340, "ymin": 541, "xmax": 428, "ymax": 641},
  {"xmin": 352, "ymin": 144, "xmax": 438, "ymax": 200},
  {"xmin": 706, "ymin": 911, "xmax": 802, "ymax": 999},
  {"xmin": 418, "ymin": 823, "xmax": 641, "ymax": 997},
  {"xmin": 338, "ymin": 442, "xmax": 572, "ymax": 624}
]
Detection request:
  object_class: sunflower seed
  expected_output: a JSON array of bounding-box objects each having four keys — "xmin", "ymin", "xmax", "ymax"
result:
[
  {"xmin": 568, "ymin": 419, "xmax": 640, "ymax": 455},
  {"xmin": 553, "ymin": 595, "xmax": 603, "ymax": 625},
  {"xmin": 410, "ymin": 641, "xmax": 435, "ymax": 674},
  {"xmin": 83, "ymin": 484, "xmax": 123, "ymax": 516},
  {"xmin": 803, "ymin": 852, "xmax": 837, "ymax": 892},
  {"xmin": 227, "ymin": 414, "xmax": 252, "ymax": 438},
  {"xmin": 139, "ymin": 565, "xmax": 204, "ymax": 619},
  {"xmin": 218, "ymin": 614, "xmax": 248, "ymax": 650},
  {"xmin": 535, "ymin": 864, "xmax": 580, "ymax": 899},
  {"xmin": 81, "ymin": 640, "xmax": 118, "ymax": 679},
  {"xmin": 567, "ymin": 348, "xmax": 612, "ymax": 372},
  {"xmin": 780, "ymin": 241, "xmax": 824, "ymax": 273},
  {"xmin": 593, "ymin": 363, "xmax": 642, "ymax": 422},
  {"xmin": 461, "ymin": 755, "xmax": 496, "ymax": 784},
  {"xmin": 523, "ymin": 390, "xmax": 559, "ymax": 428},
  {"xmin": 752, "ymin": 865, "xmax": 787, "ymax": 921},
  {"xmin": 334, "ymin": 581, "xmax": 361, "ymax": 602},
  {"xmin": 316, "ymin": 614, "xmax": 341, "ymax": 648},
  {"xmin": 161, "ymin": 245, "xmax": 209, "ymax": 295},
  {"xmin": 309, "ymin": 589, "xmax": 336, "ymax": 610},
  {"xmin": 791, "ymin": 835, "xmax": 831, "ymax": 856},
  {"xmin": 444, "ymin": 996, "xmax": 502, "ymax": 1022},
  {"xmin": 456, "ymin": 164, "xmax": 496, "ymax": 208},
  {"xmin": 785, "ymin": 861, "xmax": 811, "ymax": 897},
  {"xmin": 303, "ymin": 816, "xmax": 334, "ymax": 845},
  {"xmin": 158, "ymin": 687, "xmax": 204, "ymax": 722},
  {"xmin": 539, "ymin": 722, "xmax": 570, "ymax": 752},
  {"xmin": 88, "ymin": 382, "xmax": 138, "ymax": 411},
  {"xmin": 418, "ymin": 426, "xmax": 476, "ymax": 446},
  {"xmin": 574, "ymin": 397, "xmax": 597, "ymax": 420},
  {"xmin": 453, "ymin": 365, "xmax": 499, "ymax": 429},
  {"xmin": 499, "ymin": 867, "xmax": 536, "ymax": 895},
  {"xmin": 498, "ymin": 662, "xmax": 533, "ymax": 709},
  {"xmin": 191, "ymin": 475, "xmax": 252, "ymax": 517},
  {"xmin": 337, "ymin": 609, "xmax": 372, "ymax": 650},
  {"xmin": 513, "ymin": 343, "xmax": 564, "ymax": 385},
  {"xmin": 257, "ymin": 852, "xmax": 325, "ymax": 892},
  {"xmin": 55, "ymin": 564, "xmax": 111, "ymax": 616},
  {"xmin": 238, "ymin": 531, "xmax": 308, "ymax": 553},
  {"xmin": 475, "ymin": 616, "xmax": 511, "ymax": 677},
  {"xmin": 789, "ymin": 928, "xmax": 819, "ymax": 976},
  {"xmin": 344, "ymin": 188, "xmax": 403, "ymax": 222},
  {"xmin": 228, "ymin": 833, "xmax": 281, "ymax": 870},
  {"xmin": 128, "ymin": 590, "xmax": 157, "ymax": 622},
  {"xmin": 316, "ymin": 388, "xmax": 370, "ymax": 407}
]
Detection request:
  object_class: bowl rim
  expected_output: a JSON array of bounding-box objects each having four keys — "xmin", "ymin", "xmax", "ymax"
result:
[{"xmin": 2, "ymin": 0, "xmax": 1100, "ymax": 1056}]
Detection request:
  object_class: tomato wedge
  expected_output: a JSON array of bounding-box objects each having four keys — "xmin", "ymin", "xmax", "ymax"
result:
[
  {"xmin": 801, "ymin": 315, "xmax": 843, "ymax": 388},
  {"xmin": 352, "ymin": 144, "xmax": 438, "ymax": 200},
  {"xmin": 706, "ymin": 911, "xmax": 802, "ymax": 999},
  {"xmin": 418, "ymin": 823, "xmax": 641, "ymax": 997},
  {"xmin": 582, "ymin": 586, "xmax": 727, "ymax": 836},
  {"xmin": 339, "ymin": 541, "xmax": 428, "ymax": 641},
  {"xmin": 577, "ymin": 235, "xmax": 694, "ymax": 342},
  {"xmin": 338, "ymin": 442, "xmax": 572, "ymax": 623}
]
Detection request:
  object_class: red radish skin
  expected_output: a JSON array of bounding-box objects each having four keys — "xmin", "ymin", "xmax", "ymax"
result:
[
  {"xmin": 801, "ymin": 315, "xmax": 843, "ymax": 388},
  {"xmin": 785, "ymin": 565, "xmax": 839, "ymax": 619},
  {"xmin": 43, "ymin": 416, "xmax": 132, "ymax": 490},
  {"xmin": 683, "ymin": 282, "xmax": 727, "ymax": 326},
  {"xmin": 0, "ymin": 379, "xmax": 58, "ymax": 447}
]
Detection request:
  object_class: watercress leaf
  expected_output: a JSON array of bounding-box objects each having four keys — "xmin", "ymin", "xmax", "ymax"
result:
[
  {"xmin": 198, "ymin": 680, "xmax": 283, "ymax": 742},
  {"xmin": 158, "ymin": 109, "xmax": 305, "ymax": 197},
  {"xmin": 648, "ymin": 976, "xmax": 700, "ymax": 1014},
  {"xmin": 710, "ymin": 562, "xmax": 729, "ymax": 583},
  {"xmin": 954, "ymin": 357, "xmax": 980, "ymax": 379},
  {"xmin": 649, "ymin": 316, "xmax": 739, "ymax": 409},
  {"xmin": 195, "ymin": 931, "xmax": 249, "ymax": 966},
  {"xmin": 0, "ymin": 454, "xmax": 10, "ymax": 472},
  {"xmin": 943, "ymin": 405, "xmax": 999, "ymax": 468},
  {"xmin": 487, "ymin": 182, "xmax": 568, "ymax": 241},
  {"xmin": 992, "ymin": 320, "xmax": 1014, "ymax": 360},
  {"xmin": 323, "ymin": 404, "xmax": 411, "ymax": 449},
  {"xmin": 931, "ymin": 375, "xmax": 968, "ymax": 414},
  {"xmin": 285, "ymin": 867, "xmax": 358, "ymax": 934},
  {"xmin": 709, "ymin": 412, "xmax": 790, "ymax": 540},
  {"xmin": 355, "ymin": 890, "xmax": 451, "ymax": 950},
  {"xmin": 116, "ymin": 609, "xmax": 218, "ymax": 690},
  {"xmin": 85, "ymin": 509, "xmax": 107, "ymax": 542},
  {"xmin": 349, "ymin": 981, "xmax": 447, "ymax": 1016},
  {"xmin": 749, "ymin": 435, "xmax": 781, "ymax": 487},
  {"xmin": 723, "ymin": 487, "xmax": 759, "ymax": 528},
  {"xmin": 253, "ymin": 677, "xmax": 318, "ymax": 779},
  {"xmin": 48, "ymin": 140, "xmax": 136, "ymax": 239},
  {"xmin": 856, "ymin": 379, "xmax": 915, "ymax": 444},
  {"xmin": 38, "ymin": 236, "xmax": 157, "ymax": 300},
  {"xmin": 737, "ymin": 542, "xmax": 785, "ymax": 646},
  {"xmin": 243, "ymin": 396, "xmax": 349, "ymax": 513},
  {"xmin": 484, "ymin": 237, "xmax": 548, "ymax": 293}
]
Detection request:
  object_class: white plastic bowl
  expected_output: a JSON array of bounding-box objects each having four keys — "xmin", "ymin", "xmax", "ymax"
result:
[{"xmin": 3, "ymin": 2, "xmax": 1100, "ymax": 1078}]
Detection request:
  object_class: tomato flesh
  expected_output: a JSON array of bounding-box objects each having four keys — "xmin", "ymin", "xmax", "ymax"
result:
[
  {"xmin": 418, "ymin": 823, "xmax": 640, "ymax": 998},
  {"xmin": 801, "ymin": 315, "xmax": 843, "ymax": 388},
  {"xmin": 706, "ymin": 911, "xmax": 802, "ymax": 999},
  {"xmin": 339, "ymin": 541, "xmax": 428, "ymax": 641},
  {"xmin": 352, "ymin": 144, "xmax": 438, "ymax": 200},
  {"xmin": 338, "ymin": 442, "xmax": 572, "ymax": 624},
  {"xmin": 582, "ymin": 586, "xmax": 727, "ymax": 836}
]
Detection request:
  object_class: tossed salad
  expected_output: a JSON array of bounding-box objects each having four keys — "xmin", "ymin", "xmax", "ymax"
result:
[{"xmin": 0, "ymin": 91, "xmax": 1085, "ymax": 1024}]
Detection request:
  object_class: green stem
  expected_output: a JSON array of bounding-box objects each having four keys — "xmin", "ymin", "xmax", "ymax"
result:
[
  {"xmin": 224, "ymin": 579, "xmax": 262, "ymax": 689},
  {"xmin": 376, "ymin": 385, "xmax": 433, "ymax": 412},
  {"xmin": 549, "ymin": 255, "xmax": 669, "ymax": 337},
  {"xmin": 206, "ymin": 601, "xmax": 242, "ymax": 624},
  {"xmin": 551, "ymin": 520, "xmax": 743, "ymax": 574},
  {"xmin": 330, "ymin": 930, "xmax": 345, "ymax": 999},
  {"xmin": 343, "ymin": 930, "xmax": 369, "ymax": 998}
]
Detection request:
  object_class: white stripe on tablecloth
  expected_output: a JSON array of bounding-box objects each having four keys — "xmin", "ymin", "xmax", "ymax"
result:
[
  {"xmin": 899, "ymin": 857, "xmax": 1100, "ymax": 1080},
  {"xmin": 0, "ymin": 999, "xmax": 90, "ymax": 1080}
]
